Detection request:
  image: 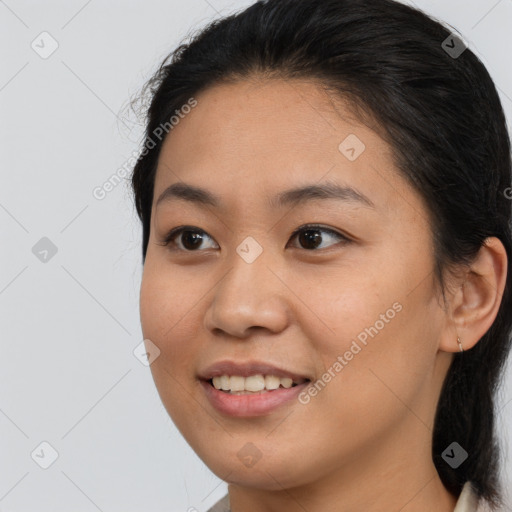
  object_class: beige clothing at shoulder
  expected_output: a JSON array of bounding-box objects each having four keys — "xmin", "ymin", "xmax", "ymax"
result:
[
  {"xmin": 207, "ymin": 493, "xmax": 230, "ymax": 512},
  {"xmin": 207, "ymin": 481, "xmax": 496, "ymax": 512},
  {"xmin": 454, "ymin": 482, "xmax": 496, "ymax": 512}
]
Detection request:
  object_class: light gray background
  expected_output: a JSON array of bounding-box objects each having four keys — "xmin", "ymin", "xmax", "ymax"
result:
[{"xmin": 1, "ymin": 1, "xmax": 511, "ymax": 511}]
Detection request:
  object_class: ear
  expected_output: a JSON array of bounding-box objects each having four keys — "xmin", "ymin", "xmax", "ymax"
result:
[{"xmin": 439, "ymin": 237, "xmax": 508, "ymax": 353}]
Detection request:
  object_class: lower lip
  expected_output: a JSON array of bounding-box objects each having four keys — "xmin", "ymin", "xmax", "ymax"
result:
[{"xmin": 200, "ymin": 380, "xmax": 309, "ymax": 417}]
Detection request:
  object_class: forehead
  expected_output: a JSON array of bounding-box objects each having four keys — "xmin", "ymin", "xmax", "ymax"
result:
[
  {"xmin": 157, "ymin": 78, "xmax": 375, "ymax": 165},
  {"xmin": 152, "ymin": 78, "xmax": 420, "ymax": 218}
]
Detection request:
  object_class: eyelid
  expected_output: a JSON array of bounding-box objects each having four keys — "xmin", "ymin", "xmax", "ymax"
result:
[
  {"xmin": 287, "ymin": 224, "xmax": 350, "ymax": 247},
  {"xmin": 158, "ymin": 225, "xmax": 218, "ymax": 249}
]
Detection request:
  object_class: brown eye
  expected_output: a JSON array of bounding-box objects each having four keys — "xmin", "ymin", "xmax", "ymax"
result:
[
  {"xmin": 288, "ymin": 225, "xmax": 350, "ymax": 251},
  {"xmin": 158, "ymin": 224, "xmax": 350, "ymax": 253},
  {"xmin": 159, "ymin": 226, "xmax": 218, "ymax": 252}
]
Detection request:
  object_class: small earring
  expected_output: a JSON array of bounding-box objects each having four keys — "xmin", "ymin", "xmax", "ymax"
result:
[{"xmin": 457, "ymin": 336, "xmax": 464, "ymax": 352}]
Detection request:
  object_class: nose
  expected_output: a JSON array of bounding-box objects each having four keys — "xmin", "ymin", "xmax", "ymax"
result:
[{"xmin": 203, "ymin": 249, "xmax": 291, "ymax": 339}]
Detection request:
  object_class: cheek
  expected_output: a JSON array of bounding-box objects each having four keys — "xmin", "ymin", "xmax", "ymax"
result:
[
  {"xmin": 297, "ymin": 264, "xmax": 435, "ymax": 414},
  {"xmin": 296, "ymin": 268, "xmax": 398, "ymax": 362},
  {"xmin": 139, "ymin": 263, "xmax": 200, "ymax": 390},
  {"xmin": 139, "ymin": 260, "xmax": 201, "ymax": 343},
  {"xmin": 139, "ymin": 267, "xmax": 204, "ymax": 433}
]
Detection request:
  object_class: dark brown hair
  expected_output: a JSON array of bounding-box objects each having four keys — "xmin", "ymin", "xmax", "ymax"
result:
[{"xmin": 130, "ymin": 1, "xmax": 512, "ymax": 508}]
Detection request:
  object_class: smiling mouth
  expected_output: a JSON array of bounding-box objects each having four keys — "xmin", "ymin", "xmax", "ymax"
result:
[{"xmin": 207, "ymin": 374, "xmax": 310, "ymax": 395}]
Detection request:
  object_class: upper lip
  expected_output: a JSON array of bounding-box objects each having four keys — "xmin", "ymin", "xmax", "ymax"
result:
[{"xmin": 198, "ymin": 360, "xmax": 312, "ymax": 384}]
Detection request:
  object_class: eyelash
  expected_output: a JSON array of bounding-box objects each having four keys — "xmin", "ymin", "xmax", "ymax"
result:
[{"xmin": 157, "ymin": 224, "xmax": 351, "ymax": 253}]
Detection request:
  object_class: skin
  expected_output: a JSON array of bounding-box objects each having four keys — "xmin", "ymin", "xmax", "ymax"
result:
[{"xmin": 139, "ymin": 77, "xmax": 508, "ymax": 512}]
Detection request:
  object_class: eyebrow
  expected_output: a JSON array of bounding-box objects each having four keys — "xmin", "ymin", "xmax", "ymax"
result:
[{"xmin": 155, "ymin": 181, "xmax": 375, "ymax": 210}]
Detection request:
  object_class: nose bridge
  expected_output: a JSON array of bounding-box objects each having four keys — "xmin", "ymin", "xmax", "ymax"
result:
[{"xmin": 204, "ymin": 238, "xmax": 289, "ymax": 337}]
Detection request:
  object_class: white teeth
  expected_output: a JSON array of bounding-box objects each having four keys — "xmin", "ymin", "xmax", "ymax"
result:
[
  {"xmin": 265, "ymin": 375, "xmax": 280, "ymax": 390},
  {"xmin": 280, "ymin": 377, "xmax": 293, "ymax": 389},
  {"xmin": 219, "ymin": 375, "xmax": 230, "ymax": 391},
  {"xmin": 211, "ymin": 374, "xmax": 299, "ymax": 393},
  {"xmin": 229, "ymin": 375, "xmax": 245, "ymax": 392},
  {"xmin": 245, "ymin": 375, "xmax": 265, "ymax": 392}
]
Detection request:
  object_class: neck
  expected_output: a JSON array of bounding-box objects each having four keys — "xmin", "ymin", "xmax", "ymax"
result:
[
  {"xmin": 227, "ymin": 412, "xmax": 459, "ymax": 512},
  {"xmin": 227, "ymin": 467, "xmax": 458, "ymax": 512}
]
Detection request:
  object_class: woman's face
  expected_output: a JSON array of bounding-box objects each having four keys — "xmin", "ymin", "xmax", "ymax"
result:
[{"xmin": 139, "ymin": 78, "xmax": 454, "ymax": 490}]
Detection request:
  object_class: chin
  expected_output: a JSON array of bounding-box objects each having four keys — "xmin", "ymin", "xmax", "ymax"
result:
[{"xmin": 198, "ymin": 448, "xmax": 310, "ymax": 491}]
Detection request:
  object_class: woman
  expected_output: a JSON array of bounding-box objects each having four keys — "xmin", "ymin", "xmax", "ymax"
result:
[{"xmin": 130, "ymin": 0, "xmax": 512, "ymax": 510}]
